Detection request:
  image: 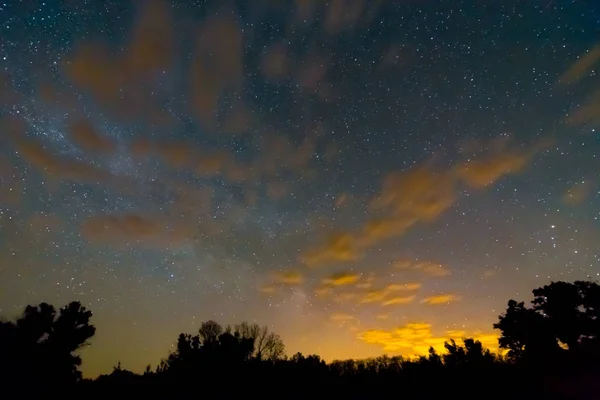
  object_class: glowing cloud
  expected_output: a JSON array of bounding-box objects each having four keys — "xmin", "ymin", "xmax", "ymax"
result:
[
  {"xmin": 358, "ymin": 322, "xmax": 499, "ymax": 356},
  {"xmin": 395, "ymin": 259, "xmax": 451, "ymax": 277},
  {"xmin": 559, "ymin": 44, "xmax": 600, "ymax": 85},
  {"xmin": 302, "ymin": 233, "xmax": 362, "ymax": 267},
  {"xmin": 421, "ymin": 293, "xmax": 461, "ymax": 305},
  {"xmin": 272, "ymin": 271, "xmax": 305, "ymax": 286},
  {"xmin": 360, "ymin": 283, "xmax": 421, "ymax": 305},
  {"xmin": 382, "ymin": 295, "xmax": 416, "ymax": 306},
  {"xmin": 323, "ymin": 271, "xmax": 361, "ymax": 286},
  {"xmin": 303, "ymin": 137, "xmax": 544, "ymax": 268}
]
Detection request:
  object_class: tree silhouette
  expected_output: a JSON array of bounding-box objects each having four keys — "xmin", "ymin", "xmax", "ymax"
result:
[
  {"xmin": 7, "ymin": 283, "xmax": 600, "ymax": 399},
  {"xmin": 495, "ymin": 281, "xmax": 600, "ymax": 365},
  {"xmin": 0, "ymin": 301, "xmax": 95, "ymax": 385},
  {"xmin": 234, "ymin": 321, "xmax": 285, "ymax": 360},
  {"xmin": 443, "ymin": 338, "xmax": 495, "ymax": 368},
  {"xmin": 495, "ymin": 299, "xmax": 561, "ymax": 362},
  {"xmin": 533, "ymin": 281, "xmax": 600, "ymax": 350}
]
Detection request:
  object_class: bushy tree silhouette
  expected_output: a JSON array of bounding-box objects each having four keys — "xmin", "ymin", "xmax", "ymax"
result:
[
  {"xmin": 495, "ymin": 281, "xmax": 600, "ymax": 366},
  {"xmin": 0, "ymin": 301, "xmax": 95, "ymax": 387}
]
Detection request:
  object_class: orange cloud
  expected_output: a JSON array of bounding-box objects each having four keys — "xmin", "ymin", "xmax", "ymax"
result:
[
  {"xmin": 358, "ymin": 322, "xmax": 499, "ymax": 356},
  {"xmin": 332, "ymin": 292, "xmax": 358, "ymax": 304},
  {"xmin": 360, "ymin": 283, "xmax": 421, "ymax": 305},
  {"xmin": 302, "ymin": 233, "xmax": 361, "ymax": 267},
  {"xmin": 382, "ymin": 295, "xmax": 416, "ymax": 306},
  {"xmin": 567, "ymin": 90, "xmax": 600, "ymax": 126},
  {"xmin": 421, "ymin": 293, "xmax": 461, "ymax": 305},
  {"xmin": 334, "ymin": 193, "xmax": 349, "ymax": 208},
  {"xmin": 366, "ymin": 164, "xmax": 456, "ymax": 242},
  {"xmin": 64, "ymin": 0, "xmax": 174, "ymax": 120},
  {"xmin": 68, "ymin": 118, "xmax": 116, "ymax": 154},
  {"xmin": 419, "ymin": 263, "xmax": 451, "ymax": 277},
  {"xmin": 323, "ymin": 271, "xmax": 361, "ymax": 286},
  {"xmin": 559, "ymin": 44, "xmax": 600, "ymax": 85},
  {"xmin": 455, "ymin": 149, "xmax": 531, "ymax": 189},
  {"xmin": 303, "ymin": 137, "xmax": 543, "ymax": 267},
  {"xmin": 563, "ymin": 180, "xmax": 594, "ymax": 206},
  {"xmin": 394, "ymin": 259, "xmax": 451, "ymax": 277},
  {"xmin": 272, "ymin": 271, "xmax": 305, "ymax": 286},
  {"xmin": 260, "ymin": 285, "xmax": 277, "ymax": 295}
]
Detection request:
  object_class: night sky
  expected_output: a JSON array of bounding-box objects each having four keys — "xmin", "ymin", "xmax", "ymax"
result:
[{"xmin": 1, "ymin": 0, "xmax": 600, "ymax": 378}]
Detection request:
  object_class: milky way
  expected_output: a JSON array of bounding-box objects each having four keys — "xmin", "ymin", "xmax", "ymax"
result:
[{"xmin": 1, "ymin": 0, "xmax": 599, "ymax": 377}]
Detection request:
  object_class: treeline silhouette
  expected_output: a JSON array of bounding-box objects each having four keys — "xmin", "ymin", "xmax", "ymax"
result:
[{"xmin": 2, "ymin": 281, "xmax": 600, "ymax": 399}]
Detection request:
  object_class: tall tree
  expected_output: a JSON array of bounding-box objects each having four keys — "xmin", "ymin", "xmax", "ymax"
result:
[{"xmin": 234, "ymin": 321, "xmax": 285, "ymax": 360}]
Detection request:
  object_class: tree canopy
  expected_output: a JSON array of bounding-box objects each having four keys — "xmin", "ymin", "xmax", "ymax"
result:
[{"xmin": 2, "ymin": 280, "xmax": 600, "ymax": 399}]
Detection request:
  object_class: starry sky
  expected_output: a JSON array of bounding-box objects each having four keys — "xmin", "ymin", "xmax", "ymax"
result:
[{"xmin": 1, "ymin": 0, "xmax": 600, "ymax": 378}]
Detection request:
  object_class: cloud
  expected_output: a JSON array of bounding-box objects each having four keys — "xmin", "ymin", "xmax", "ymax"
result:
[
  {"xmin": 358, "ymin": 322, "xmax": 499, "ymax": 356},
  {"xmin": 563, "ymin": 180, "xmax": 594, "ymax": 206},
  {"xmin": 314, "ymin": 271, "xmax": 362, "ymax": 299},
  {"xmin": 260, "ymin": 285, "xmax": 277, "ymax": 295},
  {"xmin": 360, "ymin": 283, "xmax": 421, "ymax": 305},
  {"xmin": 395, "ymin": 259, "xmax": 451, "ymax": 277},
  {"xmin": 314, "ymin": 273, "xmax": 421, "ymax": 306},
  {"xmin": 559, "ymin": 44, "xmax": 600, "ymax": 85},
  {"xmin": 64, "ymin": 0, "xmax": 174, "ymax": 120},
  {"xmin": 259, "ymin": 270, "xmax": 305, "ymax": 295},
  {"xmin": 566, "ymin": 91, "xmax": 600, "ymax": 126},
  {"xmin": 421, "ymin": 293, "xmax": 461, "ymax": 305},
  {"xmin": 302, "ymin": 233, "xmax": 361, "ymax": 267},
  {"xmin": 303, "ymin": 137, "xmax": 544, "ymax": 267},
  {"xmin": 81, "ymin": 214, "xmax": 193, "ymax": 248},
  {"xmin": 455, "ymin": 146, "xmax": 533, "ymax": 189},
  {"xmin": 334, "ymin": 193, "xmax": 349, "ymax": 208},
  {"xmin": 323, "ymin": 271, "xmax": 361, "ymax": 286},
  {"xmin": 68, "ymin": 118, "xmax": 116, "ymax": 154},
  {"xmin": 272, "ymin": 271, "xmax": 304, "ymax": 286},
  {"xmin": 382, "ymin": 295, "xmax": 416, "ymax": 306},
  {"xmin": 419, "ymin": 263, "xmax": 451, "ymax": 277}
]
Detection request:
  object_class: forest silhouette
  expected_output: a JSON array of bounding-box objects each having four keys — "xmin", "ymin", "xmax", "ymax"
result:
[{"xmin": 1, "ymin": 280, "xmax": 599, "ymax": 399}]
